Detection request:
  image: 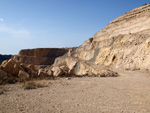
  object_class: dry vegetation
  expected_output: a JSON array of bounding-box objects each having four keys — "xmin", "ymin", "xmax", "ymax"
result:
[{"xmin": 23, "ymin": 80, "xmax": 49, "ymax": 90}]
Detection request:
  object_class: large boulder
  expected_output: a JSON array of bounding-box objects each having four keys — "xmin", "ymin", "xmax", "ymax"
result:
[
  {"xmin": 52, "ymin": 67, "xmax": 64, "ymax": 77},
  {"xmin": 1, "ymin": 59, "xmax": 24, "ymax": 76},
  {"xmin": 0, "ymin": 69, "xmax": 7, "ymax": 85},
  {"xmin": 52, "ymin": 56, "xmax": 118, "ymax": 77},
  {"xmin": 18, "ymin": 70, "xmax": 30, "ymax": 83},
  {"xmin": 38, "ymin": 69, "xmax": 49, "ymax": 78},
  {"xmin": 28, "ymin": 64, "xmax": 36, "ymax": 71}
]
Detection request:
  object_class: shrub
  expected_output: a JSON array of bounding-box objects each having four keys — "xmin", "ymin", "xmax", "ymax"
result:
[
  {"xmin": 23, "ymin": 82, "xmax": 36, "ymax": 90},
  {"xmin": 23, "ymin": 80, "xmax": 48, "ymax": 90}
]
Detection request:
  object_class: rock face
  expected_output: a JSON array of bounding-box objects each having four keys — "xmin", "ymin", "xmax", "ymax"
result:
[
  {"xmin": 49, "ymin": 3, "xmax": 150, "ymax": 76},
  {"xmin": 12, "ymin": 48, "xmax": 69, "ymax": 65},
  {"xmin": 62, "ymin": 3, "xmax": 150, "ymax": 71},
  {"xmin": 91, "ymin": 3, "xmax": 150, "ymax": 70}
]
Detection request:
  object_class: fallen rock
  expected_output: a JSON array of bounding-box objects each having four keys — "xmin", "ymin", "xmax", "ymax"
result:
[
  {"xmin": 28, "ymin": 64, "xmax": 36, "ymax": 71},
  {"xmin": 52, "ymin": 56, "xmax": 118, "ymax": 77},
  {"xmin": 1, "ymin": 59, "xmax": 24, "ymax": 76},
  {"xmin": 1, "ymin": 59, "xmax": 14, "ymax": 74},
  {"xmin": 52, "ymin": 67, "xmax": 64, "ymax": 77},
  {"xmin": 38, "ymin": 69, "xmax": 49, "ymax": 78},
  {"xmin": 18, "ymin": 70, "xmax": 30, "ymax": 83},
  {"xmin": 0, "ymin": 69, "xmax": 7, "ymax": 85},
  {"xmin": 47, "ymin": 70, "xmax": 53, "ymax": 76}
]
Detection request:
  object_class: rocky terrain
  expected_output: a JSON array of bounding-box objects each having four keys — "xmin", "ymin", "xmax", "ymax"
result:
[
  {"xmin": 0, "ymin": 3, "xmax": 150, "ymax": 113},
  {"xmin": 1, "ymin": 70, "xmax": 150, "ymax": 113}
]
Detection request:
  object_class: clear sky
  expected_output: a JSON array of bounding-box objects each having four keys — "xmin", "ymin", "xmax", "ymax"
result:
[{"xmin": 0, "ymin": 0, "xmax": 149, "ymax": 55}]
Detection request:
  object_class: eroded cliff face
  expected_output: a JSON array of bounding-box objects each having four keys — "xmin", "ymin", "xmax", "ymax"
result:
[
  {"xmin": 48, "ymin": 3, "xmax": 150, "ymax": 77},
  {"xmin": 65, "ymin": 3, "xmax": 150, "ymax": 71},
  {"xmin": 12, "ymin": 48, "xmax": 69, "ymax": 65}
]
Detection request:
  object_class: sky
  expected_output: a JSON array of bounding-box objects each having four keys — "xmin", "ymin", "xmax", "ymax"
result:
[{"xmin": 0, "ymin": 0, "xmax": 149, "ymax": 55}]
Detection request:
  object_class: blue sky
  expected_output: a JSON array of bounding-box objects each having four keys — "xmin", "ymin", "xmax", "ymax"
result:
[{"xmin": 0, "ymin": 0, "xmax": 149, "ymax": 54}]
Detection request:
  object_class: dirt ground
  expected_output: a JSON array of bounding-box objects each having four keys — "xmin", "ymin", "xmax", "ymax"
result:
[{"xmin": 1, "ymin": 70, "xmax": 150, "ymax": 113}]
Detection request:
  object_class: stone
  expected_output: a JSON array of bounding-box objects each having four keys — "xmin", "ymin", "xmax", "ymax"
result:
[
  {"xmin": 28, "ymin": 64, "xmax": 36, "ymax": 71},
  {"xmin": 1, "ymin": 59, "xmax": 14, "ymax": 74},
  {"xmin": 47, "ymin": 70, "xmax": 53, "ymax": 76},
  {"xmin": 18, "ymin": 70, "xmax": 30, "ymax": 83},
  {"xmin": 52, "ymin": 67, "xmax": 64, "ymax": 77},
  {"xmin": 38, "ymin": 69, "xmax": 49, "ymax": 78},
  {"xmin": 12, "ymin": 63, "xmax": 24, "ymax": 76},
  {"xmin": 0, "ymin": 69, "xmax": 7, "ymax": 78},
  {"xmin": 21, "ymin": 64, "xmax": 31, "ymax": 74},
  {"xmin": 0, "ymin": 69, "xmax": 7, "ymax": 85},
  {"xmin": 1, "ymin": 59, "xmax": 24, "ymax": 76}
]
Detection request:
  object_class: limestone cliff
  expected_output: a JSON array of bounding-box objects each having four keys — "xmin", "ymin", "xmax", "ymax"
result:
[
  {"xmin": 66, "ymin": 3, "xmax": 150, "ymax": 71},
  {"xmin": 51, "ymin": 3, "xmax": 150, "ymax": 75},
  {"xmin": 12, "ymin": 48, "xmax": 69, "ymax": 65}
]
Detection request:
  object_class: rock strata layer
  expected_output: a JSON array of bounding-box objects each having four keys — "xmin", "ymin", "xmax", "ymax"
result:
[
  {"xmin": 12, "ymin": 48, "xmax": 69, "ymax": 65},
  {"xmin": 64, "ymin": 3, "xmax": 150, "ymax": 71}
]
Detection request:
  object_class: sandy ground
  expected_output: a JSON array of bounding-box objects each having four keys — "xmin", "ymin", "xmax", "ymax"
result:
[{"xmin": 1, "ymin": 70, "xmax": 150, "ymax": 113}]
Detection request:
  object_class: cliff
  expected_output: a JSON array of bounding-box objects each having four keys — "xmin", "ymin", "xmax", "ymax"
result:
[
  {"xmin": 12, "ymin": 48, "xmax": 69, "ymax": 65},
  {"xmin": 70, "ymin": 3, "xmax": 150, "ymax": 61},
  {"xmin": 51, "ymin": 3, "xmax": 150, "ymax": 75}
]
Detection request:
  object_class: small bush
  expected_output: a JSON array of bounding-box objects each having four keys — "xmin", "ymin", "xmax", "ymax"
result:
[
  {"xmin": 23, "ymin": 80, "xmax": 48, "ymax": 90},
  {"xmin": 23, "ymin": 82, "xmax": 36, "ymax": 90}
]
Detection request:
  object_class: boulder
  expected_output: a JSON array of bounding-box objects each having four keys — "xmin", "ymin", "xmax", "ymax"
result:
[
  {"xmin": 1, "ymin": 59, "xmax": 14, "ymax": 74},
  {"xmin": 38, "ymin": 69, "xmax": 49, "ymax": 78},
  {"xmin": 1, "ymin": 59, "xmax": 24, "ymax": 76},
  {"xmin": 0, "ymin": 69, "xmax": 7, "ymax": 78},
  {"xmin": 12, "ymin": 63, "xmax": 24, "ymax": 76},
  {"xmin": 52, "ymin": 56, "xmax": 119, "ymax": 77},
  {"xmin": 47, "ymin": 70, "xmax": 53, "ymax": 76},
  {"xmin": 65, "ymin": 57, "xmax": 78, "ymax": 75},
  {"xmin": 20, "ymin": 64, "xmax": 31, "ymax": 74},
  {"xmin": 28, "ymin": 64, "xmax": 36, "ymax": 71},
  {"xmin": 18, "ymin": 70, "xmax": 30, "ymax": 83},
  {"xmin": 52, "ymin": 67, "xmax": 64, "ymax": 77},
  {"xmin": 0, "ymin": 69, "xmax": 7, "ymax": 85}
]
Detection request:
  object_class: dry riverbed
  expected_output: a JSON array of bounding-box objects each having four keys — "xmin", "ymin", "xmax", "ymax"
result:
[{"xmin": 0, "ymin": 70, "xmax": 150, "ymax": 113}]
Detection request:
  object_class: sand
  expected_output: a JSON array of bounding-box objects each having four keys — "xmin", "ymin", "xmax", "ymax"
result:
[{"xmin": 0, "ymin": 70, "xmax": 150, "ymax": 113}]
